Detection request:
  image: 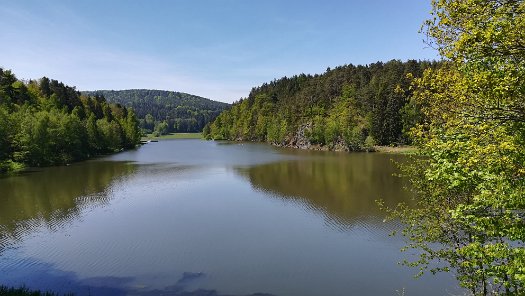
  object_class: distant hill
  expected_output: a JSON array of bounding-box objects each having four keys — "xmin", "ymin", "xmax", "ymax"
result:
[{"xmin": 83, "ymin": 89, "xmax": 230, "ymax": 134}]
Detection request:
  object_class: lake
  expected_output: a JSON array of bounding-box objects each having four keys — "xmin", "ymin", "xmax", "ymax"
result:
[{"xmin": 0, "ymin": 140, "xmax": 461, "ymax": 296}]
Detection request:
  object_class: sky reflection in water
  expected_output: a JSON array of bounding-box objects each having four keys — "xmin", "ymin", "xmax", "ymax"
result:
[{"xmin": 0, "ymin": 140, "xmax": 462, "ymax": 296}]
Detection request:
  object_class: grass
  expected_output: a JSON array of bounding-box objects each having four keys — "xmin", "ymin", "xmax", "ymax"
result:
[
  {"xmin": 143, "ymin": 132, "xmax": 203, "ymax": 140},
  {"xmin": 0, "ymin": 286, "xmax": 72, "ymax": 296}
]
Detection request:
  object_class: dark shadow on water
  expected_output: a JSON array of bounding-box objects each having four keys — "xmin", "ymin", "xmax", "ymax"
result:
[
  {"xmin": 166, "ymin": 272, "xmax": 206, "ymax": 292},
  {"xmin": 1, "ymin": 253, "xmax": 275, "ymax": 296},
  {"xmin": 128, "ymin": 272, "xmax": 276, "ymax": 296},
  {"xmin": 137, "ymin": 291, "xmax": 275, "ymax": 296},
  {"xmin": 0, "ymin": 254, "xmax": 129, "ymax": 296}
]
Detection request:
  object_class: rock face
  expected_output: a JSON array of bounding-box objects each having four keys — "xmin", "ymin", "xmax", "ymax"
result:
[
  {"xmin": 271, "ymin": 123, "xmax": 353, "ymax": 152},
  {"xmin": 288, "ymin": 123, "xmax": 313, "ymax": 150},
  {"xmin": 331, "ymin": 138, "xmax": 351, "ymax": 152}
]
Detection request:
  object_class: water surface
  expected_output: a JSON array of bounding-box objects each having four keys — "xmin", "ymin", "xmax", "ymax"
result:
[{"xmin": 0, "ymin": 140, "xmax": 461, "ymax": 295}]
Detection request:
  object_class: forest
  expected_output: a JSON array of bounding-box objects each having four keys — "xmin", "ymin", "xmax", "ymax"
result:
[
  {"xmin": 0, "ymin": 69, "xmax": 141, "ymax": 173},
  {"xmin": 83, "ymin": 89, "xmax": 229, "ymax": 135},
  {"xmin": 204, "ymin": 59, "xmax": 440, "ymax": 150}
]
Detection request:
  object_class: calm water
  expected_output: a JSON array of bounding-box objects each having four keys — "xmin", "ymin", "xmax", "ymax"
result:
[{"xmin": 0, "ymin": 140, "xmax": 461, "ymax": 296}]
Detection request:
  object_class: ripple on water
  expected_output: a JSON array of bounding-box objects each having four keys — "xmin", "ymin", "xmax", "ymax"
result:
[{"xmin": 0, "ymin": 141, "xmax": 461, "ymax": 296}]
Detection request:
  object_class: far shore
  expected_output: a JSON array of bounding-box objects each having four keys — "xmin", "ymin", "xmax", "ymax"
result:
[
  {"xmin": 143, "ymin": 133, "xmax": 203, "ymax": 140},
  {"xmin": 141, "ymin": 134, "xmax": 418, "ymax": 154}
]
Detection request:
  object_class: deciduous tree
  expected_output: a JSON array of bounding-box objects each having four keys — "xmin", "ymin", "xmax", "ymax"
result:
[{"xmin": 385, "ymin": 1, "xmax": 525, "ymax": 294}]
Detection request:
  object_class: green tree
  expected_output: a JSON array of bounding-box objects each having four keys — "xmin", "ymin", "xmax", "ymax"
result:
[
  {"xmin": 123, "ymin": 109, "xmax": 141, "ymax": 148},
  {"xmin": 385, "ymin": 1, "xmax": 525, "ymax": 294},
  {"xmin": 13, "ymin": 109, "xmax": 52, "ymax": 166},
  {"xmin": 0, "ymin": 69, "xmax": 18, "ymax": 106},
  {"xmin": 97, "ymin": 119, "xmax": 123, "ymax": 152},
  {"xmin": 205, "ymin": 60, "xmax": 434, "ymax": 150},
  {"xmin": 144, "ymin": 113, "xmax": 155, "ymax": 131},
  {"xmin": 0, "ymin": 106, "xmax": 13, "ymax": 171},
  {"xmin": 0, "ymin": 68, "xmax": 142, "ymax": 172},
  {"xmin": 58, "ymin": 112, "xmax": 87, "ymax": 162},
  {"xmin": 86, "ymin": 113, "xmax": 102, "ymax": 154},
  {"xmin": 154, "ymin": 120, "xmax": 169, "ymax": 136}
]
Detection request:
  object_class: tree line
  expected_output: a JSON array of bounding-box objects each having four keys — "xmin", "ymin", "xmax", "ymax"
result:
[
  {"xmin": 203, "ymin": 59, "xmax": 439, "ymax": 150},
  {"xmin": 0, "ymin": 69, "xmax": 141, "ymax": 173},
  {"xmin": 83, "ymin": 89, "xmax": 230, "ymax": 135}
]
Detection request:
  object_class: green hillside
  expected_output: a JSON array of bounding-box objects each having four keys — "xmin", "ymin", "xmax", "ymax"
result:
[
  {"xmin": 83, "ymin": 89, "xmax": 230, "ymax": 134},
  {"xmin": 204, "ymin": 59, "xmax": 440, "ymax": 151}
]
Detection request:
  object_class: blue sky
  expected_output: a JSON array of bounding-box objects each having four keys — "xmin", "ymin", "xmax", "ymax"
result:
[{"xmin": 0, "ymin": 1, "xmax": 438, "ymax": 103}]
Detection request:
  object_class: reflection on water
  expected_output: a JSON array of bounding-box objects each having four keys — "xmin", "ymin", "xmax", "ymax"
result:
[
  {"xmin": 0, "ymin": 161, "xmax": 135, "ymax": 251},
  {"xmin": 236, "ymin": 152, "xmax": 412, "ymax": 226},
  {"xmin": 1, "ymin": 251, "xmax": 275, "ymax": 296},
  {"xmin": 0, "ymin": 140, "xmax": 461, "ymax": 296}
]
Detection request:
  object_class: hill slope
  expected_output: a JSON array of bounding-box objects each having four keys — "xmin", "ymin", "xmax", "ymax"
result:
[
  {"xmin": 204, "ymin": 59, "xmax": 440, "ymax": 150},
  {"xmin": 83, "ymin": 89, "xmax": 230, "ymax": 134}
]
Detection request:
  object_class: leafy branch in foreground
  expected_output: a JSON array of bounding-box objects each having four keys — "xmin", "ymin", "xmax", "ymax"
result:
[{"xmin": 384, "ymin": 0, "xmax": 525, "ymax": 295}]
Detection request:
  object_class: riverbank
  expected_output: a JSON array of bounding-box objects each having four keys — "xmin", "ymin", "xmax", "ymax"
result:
[
  {"xmin": 209, "ymin": 136, "xmax": 418, "ymax": 155},
  {"xmin": 0, "ymin": 145, "xmax": 141, "ymax": 176},
  {"xmin": 150, "ymin": 132, "xmax": 418, "ymax": 154},
  {"xmin": 270, "ymin": 134, "xmax": 417, "ymax": 154},
  {"xmin": 276, "ymin": 143, "xmax": 418, "ymax": 154}
]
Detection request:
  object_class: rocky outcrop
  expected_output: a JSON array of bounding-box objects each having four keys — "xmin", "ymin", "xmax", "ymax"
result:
[
  {"xmin": 287, "ymin": 123, "xmax": 314, "ymax": 150},
  {"xmin": 270, "ymin": 123, "xmax": 357, "ymax": 152}
]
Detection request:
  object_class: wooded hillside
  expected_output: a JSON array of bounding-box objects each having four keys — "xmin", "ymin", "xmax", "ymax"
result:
[
  {"xmin": 0, "ymin": 69, "xmax": 141, "ymax": 172},
  {"xmin": 204, "ymin": 59, "xmax": 439, "ymax": 150},
  {"xmin": 83, "ymin": 89, "xmax": 229, "ymax": 134}
]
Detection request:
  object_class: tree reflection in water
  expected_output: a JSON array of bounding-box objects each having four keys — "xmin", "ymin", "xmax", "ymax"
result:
[{"xmin": 0, "ymin": 161, "xmax": 136, "ymax": 253}]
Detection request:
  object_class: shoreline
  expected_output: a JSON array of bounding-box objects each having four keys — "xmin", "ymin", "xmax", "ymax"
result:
[
  {"xmin": 143, "ymin": 133, "xmax": 203, "ymax": 140},
  {"xmin": 216, "ymin": 138, "xmax": 418, "ymax": 155},
  {"xmin": 206, "ymin": 132, "xmax": 419, "ymax": 154},
  {"xmin": 0, "ymin": 146, "xmax": 140, "ymax": 176},
  {"xmin": 271, "ymin": 140, "xmax": 417, "ymax": 154}
]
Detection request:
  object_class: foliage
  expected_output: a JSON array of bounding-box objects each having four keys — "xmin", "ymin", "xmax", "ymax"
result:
[
  {"xmin": 0, "ymin": 69, "xmax": 141, "ymax": 172},
  {"xmin": 83, "ymin": 89, "xmax": 229, "ymax": 133},
  {"xmin": 384, "ymin": 0, "xmax": 525, "ymax": 295},
  {"xmin": 204, "ymin": 60, "xmax": 439, "ymax": 150}
]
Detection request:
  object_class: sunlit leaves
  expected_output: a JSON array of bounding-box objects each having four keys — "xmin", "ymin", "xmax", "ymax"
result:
[
  {"xmin": 394, "ymin": 0, "xmax": 525, "ymax": 294},
  {"xmin": 0, "ymin": 69, "xmax": 142, "ymax": 171}
]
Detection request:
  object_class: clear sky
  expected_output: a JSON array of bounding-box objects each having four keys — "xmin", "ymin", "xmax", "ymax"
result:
[{"xmin": 0, "ymin": 0, "xmax": 438, "ymax": 103}]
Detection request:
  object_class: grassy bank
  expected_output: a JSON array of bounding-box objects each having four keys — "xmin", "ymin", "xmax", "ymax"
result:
[
  {"xmin": 0, "ymin": 286, "xmax": 72, "ymax": 296},
  {"xmin": 143, "ymin": 133, "xmax": 203, "ymax": 140}
]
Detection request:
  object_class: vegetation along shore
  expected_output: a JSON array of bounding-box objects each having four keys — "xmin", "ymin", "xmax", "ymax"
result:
[{"xmin": 0, "ymin": 69, "xmax": 141, "ymax": 173}]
